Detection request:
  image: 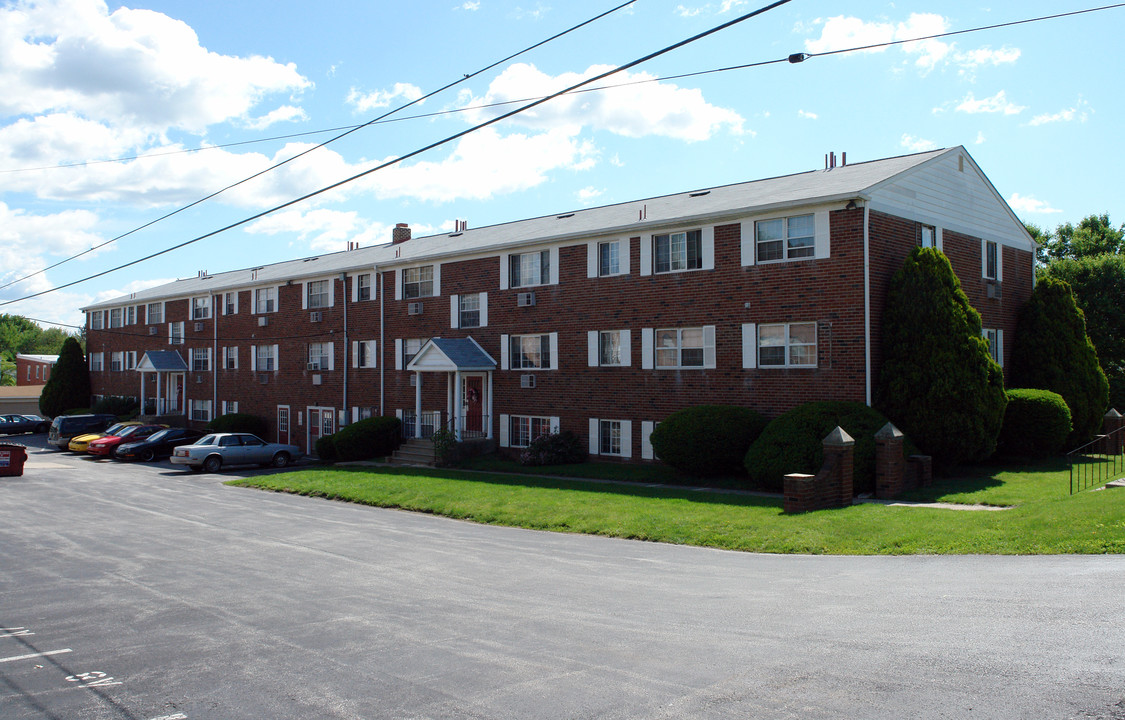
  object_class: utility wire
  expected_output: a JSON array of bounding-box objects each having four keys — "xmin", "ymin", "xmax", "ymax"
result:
[
  {"xmin": 0, "ymin": 0, "xmax": 635, "ymax": 294},
  {"xmin": 5, "ymin": 2, "xmax": 1121, "ymax": 176},
  {"xmin": 1, "ymin": 0, "xmax": 795, "ymax": 309}
]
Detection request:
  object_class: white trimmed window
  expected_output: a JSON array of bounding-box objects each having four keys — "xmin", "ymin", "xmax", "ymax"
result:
[
  {"xmin": 221, "ymin": 400, "xmax": 238, "ymax": 416},
  {"xmin": 509, "ymin": 415, "xmax": 553, "ymax": 448},
  {"xmin": 190, "ymin": 399, "xmax": 212, "ymax": 423},
  {"xmin": 111, "ymin": 352, "xmax": 124, "ymax": 372},
  {"xmin": 355, "ymin": 406, "xmax": 375, "ymax": 422},
  {"xmin": 307, "ymin": 342, "xmax": 332, "ymax": 371},
  {"xmin": 90, "ymin": 311, "xmax": 104, "ymax": 330},
  {"xmin": 191, "ymin": 347, "xmax": 211, "ymax": 372},
  {"xmin": 353, "ymin": 340, "xmax": 376, "ymax": 369},
  {"xmin": 654, "ymin": 230, "xmax": 702, "ymax": 273},
  {"xmin": 146, "ymin": 302, "xmax": 163, "ymax": 324},
  {"xmin": 223, "ymin": 346, "xmax": 238, "ymax": 370},
  {"xmin": 459, "ymin": 293, "xmax": 481, "ymax": 328},
  {"xmin": 89, "ymin": 352, "xmax": 104, "ymax": 371},
  {"xmin": 589, "ymin": 418, "xmax": 632, "ymax": 458},
  {"xmin": 191, "ymin": 296, "xmax": 211, "ymax": 320},
  {"xmin": 307, "ymin": 280, "xmax": 330, "ymax": 309},
  {"xmin": 403, "ymin": 338, "xmax": 425, "ymax": 368},
  {"xmin": 255, "ymin": 287, "xmax": 277, "ymax": 313},
  {"xmin": 920, "ymin": 224, "xmax": 937, "ymax": 248},
  {"xmin": 109, "ymin": 308, "xmax": 123, "ymax": 328},
  {"xmin": 757, "ymin": 214, "xmax": 815, "ymax": 262},
  {"xmin": 984, "ymin": 240, "xmax": 999, "ymax": 280},
  {"xmin": 255, "ymin": 345, "xmax": 278, "ymax": 372},
  {"xmin": 599, "ymin": 240, "xmax": 622, "ymax": 276},
  {"xmin": 223, "ymin": 292, "xmax": 238, "ymax": 316},
  {"xmin": 169, "ymin": 322, "xmax": 184, "ymax": 345},
  {"xmin": 656, "ymin": 328, "xmax": 705, "ymax": 368},
  {"xmin": 983, "ymin": 328, "xmax": 1004, "ymax": 366},
  {"xmin": 510, "ymin": 250, "xmax": 551, "ymax": 288},
  {"xmin": 126, "ymin": 305, "xmax": 136, "ymax": 325},
  {"xmin": 510, "ymin": 334, "xmax": 552, "ymax": 370},
  {"xmin": 403, "ymin": 266, "xmax": 434, "ymax": 299},
  {"xmin": 356, "ymin": 273, "xmax": 372, "ymax": 301},
  {"xmin": 125, "ymin": 351, "xmax": 137, "ymax": 370},
  {"xmin": 758, "ymin": 322, "xmax": 817, "ymax": 368},
  {"xmin": 589, "ymin": 329, "xmax": 630, "ymax": 367}
]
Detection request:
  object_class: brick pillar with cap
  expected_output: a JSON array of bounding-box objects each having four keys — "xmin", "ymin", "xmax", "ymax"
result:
[
  {"xmin": 874, "ymin": 422, "xmax": 905, "ymax": 499},
  {"xmin": 823, "ymin": 426, "xmax": 855, "ymax": 507},
  {"xmin": 1104, "ymin": 409, "xmax": 1124, "ymax": 455}
]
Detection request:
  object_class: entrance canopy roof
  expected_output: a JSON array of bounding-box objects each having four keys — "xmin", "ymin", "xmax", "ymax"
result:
[
  {"xmin": 137, "ymin": 350, "xmax": 188, "ymax": 372},
  {"xmin": 407, "ymin": 337, "xmax": 496, "ymax": 372}
]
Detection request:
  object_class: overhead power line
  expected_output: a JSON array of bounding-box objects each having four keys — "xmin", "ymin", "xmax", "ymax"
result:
[
  {"xmin": 0, "ymin": 0, "xmax": 636, "ymax": 294},
  {"xmin": 1, "ymin": 0, "xmax": 795, "ymax": 309}
]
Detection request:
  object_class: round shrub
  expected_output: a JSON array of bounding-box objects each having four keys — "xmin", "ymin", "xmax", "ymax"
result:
[
  {"xmin": 997, "ymin": 388, "xmax": 1072, "ymax": 458},
  {"xmin": 519, "ymin": 431, "xmax": 585, "ymax": 466},
  {"xmin": 332, "ymin": 416, "xmax": 401, "ymax": 462},
  {"xmin": 744, "ymin": 401, "xmax": 907, "ymax": 494},
  {"xmin": 650, "ymin": 405, "xmax": 768, "ymax": 477},
  {"xmin": 207, "ymin": 412, "xmax": 268, "ymax": 437},
  {"xmin": 315, "ymin": 434, "xmax": 338, "ymax": 464}
]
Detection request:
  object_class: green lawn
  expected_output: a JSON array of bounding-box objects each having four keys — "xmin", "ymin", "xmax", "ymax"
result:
[{"xmin": 227, "ymin": 459, "xmax": 1125, "ymax": 555}]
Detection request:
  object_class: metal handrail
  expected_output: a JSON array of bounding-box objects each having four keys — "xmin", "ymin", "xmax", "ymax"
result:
[{"xmin": 1068, "ymin": 425, "xmax": 1125, "ymax": 495}]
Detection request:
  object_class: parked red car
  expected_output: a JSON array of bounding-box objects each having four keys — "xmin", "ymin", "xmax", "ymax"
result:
[{"xmin": 86, "ymin": 424, "xmax": 167, "ymax": 457}]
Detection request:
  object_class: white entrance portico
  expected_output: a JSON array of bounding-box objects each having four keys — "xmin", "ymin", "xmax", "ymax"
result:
[
  {"xmin": 405, "ymin": 337, "xmax": 496, "ymax": 441},
  {"xmin": 136, "ymin": 350, "xmax": 188, "ymax": 415}
]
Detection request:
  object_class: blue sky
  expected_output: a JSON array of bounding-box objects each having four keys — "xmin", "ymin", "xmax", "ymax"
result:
[{"xmin": 2, "ymin": 0, "xmax": 1121, "ymax": 328}]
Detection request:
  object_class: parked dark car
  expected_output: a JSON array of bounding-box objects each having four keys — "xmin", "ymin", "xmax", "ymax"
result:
[
  {"xmin": 47, "ymin": 414, "xmax": 119, "ymax": 449},
  {"xmin": 0, "ymin": 414, "xmax": 51, "ymax": 435},
  {"xmin": 87, "ymin": 424, "xmax": 167, "ymax": 457},
  {"xmin": 114, "ymin": 427, "xmax": 207, "ymax": 462}
]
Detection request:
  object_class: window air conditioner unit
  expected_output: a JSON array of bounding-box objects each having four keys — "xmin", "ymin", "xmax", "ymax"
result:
[
  {"xmin": 517, "ymin": 292, "xmax": 536, "ymax": 307},
  {"xmin": 310, "ymin": 311, "xmax": 322, "ymax": 323},
  {"xmin": 312, "ymin": 374, "xmax": 322, "ymax": 386},
  {"xmin": 194, "ymin": 322, "xmax": 204, "ymax": 332},
  {"xmin": 257, "ymin": 373, "xmax": 270, "ymax": 384},
  {"xmin": 408, "ymin": 302, "xmax": 423, "ymax": 315},
  {"xmin": 520, "ymin": 374, "xmax": 536, "ymax": 389},
  {"xmin": 258, "ymin": 316, "xmax": 269, "ymax": 327},
  {"xmin": 986, "ymin": 282, "xmax": 1002, "ymax": 299},
  {"xmin": 307, "ymin": 362, "xmax": 320, "ymax": 371},
  {"xmin": 148, "ymin": 326, "xmax": 158, "ymax": 335}
]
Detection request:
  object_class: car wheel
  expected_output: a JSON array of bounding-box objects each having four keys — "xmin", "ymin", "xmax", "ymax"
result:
[
  {"xmin": 141, "ymin": 449, "xmax": 155, "ymax": 462},
  {"xmin": 202, "ymin": 455, "xmax": 223, "ymax": 473},
  {"xmin": 271, "ymin": 452, "xmax": 290, "ymax": 468}
]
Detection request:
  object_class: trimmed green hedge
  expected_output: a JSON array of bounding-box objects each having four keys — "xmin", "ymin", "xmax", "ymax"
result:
[
  {"xmin": 322, "ymin": 416, "xmax": 402, "ymax": 463},
  {"xmin": 315, "ymin": 434, "xmax": 339, "ymax": 464},
  {"xmin": 997, "ymin": 388, "xmax": 1072, "ymax": 458},
  {"xmin": 207, "ymin": 413, "xmax": 269, "ymax": 437},
  {"xmin": 650, "ymin": 405, "xmax": 768, "ymax": 477},
  {"xmin": 744, "ymin": 401, "xmax": 908, "ymax": 494}
]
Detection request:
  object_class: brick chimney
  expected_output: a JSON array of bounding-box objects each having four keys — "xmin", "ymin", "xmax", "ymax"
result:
[{"xmin": 392, "ymin": 223, "xmax": 411, "ymax": 244}]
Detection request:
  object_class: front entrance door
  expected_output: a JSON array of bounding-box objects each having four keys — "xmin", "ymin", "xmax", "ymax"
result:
[
  {"xmin": 463, "ymin": 376, "xmax": 483, "ymax": 435},
  {"xmin": 277, "ymin": 405, "xmax": 290, "ymax": 445},
  {"xmin": 307, "ymin": 407, "xmax": 336, "ymax": 454},
  {"xmin": 168, "ymin": 373, "xmax": 182, "ymax": 412}
]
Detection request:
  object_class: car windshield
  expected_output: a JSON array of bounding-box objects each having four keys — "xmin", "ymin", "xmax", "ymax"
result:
[
  {"xmin": 103, "ymin": 423, "xmax": 126, "ymax": 435},
  {"xmin": 117, "ymin": 425, "xmax": 143, "ymax": 438},
  {"xmin": 146, "ymin": 429, "xmax": 174, "ymax": 442},
  {"xmin": 23, "ymin": 415, "xmax": 44, "ymax": 421}
]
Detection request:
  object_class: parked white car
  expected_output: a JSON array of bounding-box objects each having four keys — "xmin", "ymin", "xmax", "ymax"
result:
[{"xmin": 171, "ymin": 433, "xmax": 301, "ymax": 473}]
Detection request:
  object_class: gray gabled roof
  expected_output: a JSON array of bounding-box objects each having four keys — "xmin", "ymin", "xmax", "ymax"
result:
[
  {"xmin": 85, "ymin": 148, "xmax": 960, "ymax": 312},
  {"xmin": 136, "ymin": 350, "xmax": 188, "ymax": 372},
  {"xmin": 407, "ymin": 337, "xmax": 497, "ymax": 372}
]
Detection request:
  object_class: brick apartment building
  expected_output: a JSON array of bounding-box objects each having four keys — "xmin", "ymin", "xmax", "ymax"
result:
[
  {"xmin": 81, "ymin": 146, "xmax": 1036, "ymax": 458},
  {"xmin": 15, "ymin": 354, "xmax": 57, "ymax": 386}
]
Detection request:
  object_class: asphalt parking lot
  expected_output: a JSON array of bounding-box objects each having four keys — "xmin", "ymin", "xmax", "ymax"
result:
[{"xmin": 3, "ymin": 430, "xmax": 1125, "ymax": 719}]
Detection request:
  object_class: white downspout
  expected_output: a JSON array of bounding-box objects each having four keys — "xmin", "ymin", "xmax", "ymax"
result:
[
  {"xmin": 863, "ymin": 203, "xmax": 872, "ymax": 407},
  {"xmin": 341, "ymin": 273, "xmax": 348, "ymax": 425},
  {"xmin": 377, "ymin": 266, "xmax": 384, "ymax": 417}
]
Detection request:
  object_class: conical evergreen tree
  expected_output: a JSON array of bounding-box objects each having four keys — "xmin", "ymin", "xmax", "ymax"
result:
[
  {"xmin": 1009, "ymin": 276, "xmax": 1109, "ymax": 446},
  {"xmin": 875, "ymin": 247, "xmax": 1007, "ymax": 467},
  {"xmin": 39, "ymin": 337, "xmax": 91, "ymax": 417}
]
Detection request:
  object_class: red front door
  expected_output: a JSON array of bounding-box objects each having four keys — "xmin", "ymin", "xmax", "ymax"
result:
[
  {"xmin": 464, "ymin": 376, "xmax": 483, "ymax": 433},
  {"xmin": 277, "ymin": 406, "xmax": 290, "ymax": 445}
]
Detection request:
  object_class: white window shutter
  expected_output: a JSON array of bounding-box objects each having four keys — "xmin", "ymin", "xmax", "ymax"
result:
[
  {"xmin": 702, "ymin": 226, "xmax": 715, "ymax": 271},
  {"xmin": 250, "ymin": 345, "xmax": 257, "ymax": 372},
  {"xmin": 620, "ymin": 238, "xmax": 631, "ymax": 275},
  {"xmin": 328, "ymin": 278, "xmax": 335, "ymax": 308},
  {"xmin": 499, "ymin": 253, "xmax": 509, "ymax": 290},
  {"xmin": 703, "ymin": 325, "xmax": 717, "ymax": 369},
  {"xmin": 327, "ymin": 342, "xmax": 335, "ymax": 371},
  {"xmin": 352, "ymin": 407, "xmax": 358, "ymax": 423},
  {"xmin": 589, "ymin": 418, "xmax": 599, "ymax": 455},
  {"xmin": 395, "ymin": 339, "xmax": 403, "ymax": 370},
  {"xmin": 641, "ymin": 328, "xmax": 654, "ymax": 369},
  {"xmin": 742, "ymin": 324, "xmax": 757, "ymax": 369},
  {"xmin": 997, "ymin": 329, "xmax": 1005, "ymax": 367},
  {"xmin": 450, "ymin": 294, "xmax": 460, "ymax": 329},
  {"xmin": 301, "ymin": 281, "xmax": 308, "ymax": 310},
  {"xmin": 549, "ymin": 332, "xmax": 559, "ymax": 370},
  {"xmin": 432, "ymin": 264, "xmax": 441, "ymax": 297},
  {"xmin": 620, "ymin": 420, "xmax": 633, "ymax": 459},
  {"xmin": 620, "ymin": 329, "xmax": 632, "ymax": 367},
  {"xmin": 550, "ymin": 416, "xmax": 560, "ymax": 434},
  {"xmin": 352, "ymin": 341, "xmax": 359, "ymax": 368},
  {"xmin": 586, "ymin": 241, "xmax": 598, "ymax": 278},
  {"xmin": 641, "ymin": 421, "xmax": 654, "ymax": 460},
  {"xmin": 997, "ymin": 244, "xmax": 1004, "ymax": 282},
  {"xmin": 479, "ymin": 292, "xmax": 488, "ymax": 327},
  {"xmin": 499, "ymin": 414, "xmax": 510, "ymax": 448},
  {"xmin": 351, "ymin": 275, "xmax": 358, "ymax": 303},
  {"xmin": 981, "ymin": 240, "xmax": 987, "ymax": 278},
  {"xmin": 395, "ymin": 269, "xmax": 403, "ymax": 301},
  {"xmin": 500, "ymin": 335, "xmax": 509, "ymax": 370},
  {"xmin": 814, "ymin": 210, "xmax": 831, "ymax": 259},
  {"xmin": 272, "ymin": 345, "xmax": 279, "ymax": 371},
  {"xmin": 640, "ymin": 237, "xmax": 652, "ymax": 276},
  {"xmin": 936, "ymin": 227, "xmax": 944, "ymax": 251},
  {"xmin": 741, "ymin": 220, "xmax": 756, "ymax": 266},
  {"xmin": 549, "ymin": 248, "xmax": 559, "ymax": 285},
  {"xmin": 587, "ymin": 331, "xmax": 599, "ymax": 367}
]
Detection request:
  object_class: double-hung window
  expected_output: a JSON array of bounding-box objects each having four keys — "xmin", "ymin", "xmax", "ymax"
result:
[
  {"xmin": 190, "ymin": 399, "xmax": 212, "ymax": 423},
  {"xmin": 403, "ymin": 338, "xmax": 426, "ymax": 368},
  {"xmin": 90, "ymin": 311, "xmax": 104, "ymax": 330},
  {"xmin": 111, "ymin": 352, "xmax": 124, "ymax": 372},
  {"xmin": 256, "ymin": 345, "xmax": 277, "ymax": 372},
  {"xmin": 510, "ymin": 416, "xmax": 553, "ymax": 448},
  {"xmin": 654, "ymin": 230, "xmax": 702, "ymax": 273},
  {"xmin": 920, "ymin": 224, "xmax": 937, "ymax": 248},
  {"xmin": 510, "ymin": 251, "xmax": 550, "ymax": 288},
  {"xmin": 983, "ymin": 328, "xmax": 1003, "ymax": 365},
  {"xmin": 758, "ymin": 322, "xmax": 817, "ymax": 368},
  {"xmin": 600, "ymin": 330, "xmax": 624, "ymax": 366},
  {"xmin": 599, "ymin": 420, "xmax": 623, "ymax": 456},
  {"xmin": 756, "ymin": 214, "xmax": 815, "ymax": 262},
  {"xmin": 192, "ymin": 296, "xmax": 210, "ymax": 320},
  {"xmin": 599, "ymin": 240, "xmax": 621, "ymax": 276},
  {"xmin": 223, "ymin": 292, "xmax": 238, "ymax": 315},
  {"xmin": 655, "ymin": 328, "xmax": 704, "ymax": 368},
  {"xmin": 307, "ymin": 343, "xmax": 330, "ymax": 371},
  {"xmin": 147, "ymin": 302, "xmax": 163, "ymax": 324},
  {"xmin": 109, "ymin": 308, "xmax": 123, "ymax": 328},
  {"xmin": 125, "ymin": 351, "xmax": 137, "ymax": 370},
  {"xmin": 223, "ymin": 346, "xmax": 238, "ymax": 370},
  {"xmin": 307, "ymin": 280, "xmax": 330, "ymax": 309},
  {"xmin": 191, "ymin": 347, "xmax": 211, "ymax": 372},
  {"xmin": 984, "ymin": 241, "xmax": 998, "ymax": 280},
  {"xmin": 89, "ymin": 353, "xmax": 104, "ymax": 371},
  {"xmin": 169, "ymin": 322, "xmax": 184, "ymax": 345},
  {"xmin": 403, "ymin": 266, "xmax": 433, "ymax": 299},
  {"xmin": 222, "ymin": 400, "xmax": 239, "ymax": 416},
  {"xmin": 255, "ymin": 287, "xmax": 276, "ymax": 313},
  {"xmin": 511, "ymin": 334, "xmax": 551, "ymax": 370},
  {"xmin": 126, "ymin": 306, "xmax": 136, "ymax": 325},
  {"xmin": 459, "ymin": 293, "xmax": 481, "ymax": 328},
  {"xmin": 357, "ymin": 273, "xmax": 371, "ymax": 301},
  {"xmin": 355, "ymin": 340, "xmax": 376, "ymax": 369}
]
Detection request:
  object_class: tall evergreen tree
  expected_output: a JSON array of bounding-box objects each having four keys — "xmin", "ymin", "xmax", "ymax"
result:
[
  {"xmin": 39, "ymin": 337, "xmax": 91, "ymax": 417},
  {"xmin": 876, "ymin": 247, "xmax": 1007, "ymax": 467}
]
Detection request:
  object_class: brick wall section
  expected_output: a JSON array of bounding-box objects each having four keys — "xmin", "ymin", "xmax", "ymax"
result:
[
  {"xmin": 783, "ymin": 428, "xmax": 854, "ymax": 513},
  {"xmin": 14, "ymin": 357, "xmax": 53, "ymax": 386}
]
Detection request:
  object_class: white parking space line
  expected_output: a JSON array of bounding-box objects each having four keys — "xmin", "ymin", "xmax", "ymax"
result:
[{"xmin": 0, "ymin": 648, "xmax": 73, "ymax": 663}]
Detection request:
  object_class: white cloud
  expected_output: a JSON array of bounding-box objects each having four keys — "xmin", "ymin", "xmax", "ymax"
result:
[
  {"xmin": 900, "ymin": 134, "xmax": 936, "ymax": 152},
  {"xmin": 244, "ymin": 105, "xmax": 308, "ymax": 130},
  {"xmin": 975, "ymin": 131, "xmax": 986, "ymax": 145},
  {"xmin": 461, "ymin": 63, "xmax": 744, "ymax": 142},
  {"xmin": 798, "ymin": 110, "xmax": 818, "ymax": 120},
  {"xmin": 576, "ymin": 186, "xmax": 602, "ymax": 202},
  {"xmin": 346, "ymin": 83, "xmax": 424, "ymax": 113},
  {"xmin": 676, "ymin": 5, "xmax": 705, "ymax": 18},
  {"xmin": 245, "ymin": 209, "xmax": 366, "ymax": 252},
  {"xmin": 954, "ymin": 91, "xmax": 1025, "ymax": 115},
  {"xmin": 1008, "ymin": 193, "xmax": 1061, "ymax": 215},
  {"xmin": 459, "ymin": 1, "xmax": 481, "ymax": 10},
  {"xmin": 1028, "ymin": 98, "xmax": 1090, "ymax": 126}
]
